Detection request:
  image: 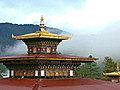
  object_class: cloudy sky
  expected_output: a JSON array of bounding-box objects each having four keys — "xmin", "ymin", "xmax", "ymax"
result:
[
  {"xmin": 1, "ymin": 0, "xmax": 120, "ymax": 62},
  {"xmin": 1, "ymin": 0, "xmax": 120, "ymax": 33}
]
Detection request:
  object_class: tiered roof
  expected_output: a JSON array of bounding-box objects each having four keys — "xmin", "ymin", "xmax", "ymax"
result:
[{"xmin": 0, "ymin": 16, "xmax": 97, "ymax": 62}]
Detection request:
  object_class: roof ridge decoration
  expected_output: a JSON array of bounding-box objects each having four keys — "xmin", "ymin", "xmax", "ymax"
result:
[
  {"xmin": 116, "ymin": 63, "xmax": 119, "ymax": 72},
  {"xmin": 12, "ymin": 16, "xmax": 72, "ymax": 40},
  {"xmin": 39, "ymin": 15, "xmax": 45, "ymax": 31}
]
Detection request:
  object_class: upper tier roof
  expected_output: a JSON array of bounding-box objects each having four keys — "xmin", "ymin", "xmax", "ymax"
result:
[
  {"xmin": 12, "ymin": 30, "xmax": 72, "ymax": 40},
  {"xmin": 12, "ymin": 16, "xmax": 72, "ymax": 40}
]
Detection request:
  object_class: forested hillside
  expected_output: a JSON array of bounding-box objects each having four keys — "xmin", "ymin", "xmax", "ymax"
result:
[{"xmin": 0, "ymin": 23, "xmax": 63, "ymax": 53}]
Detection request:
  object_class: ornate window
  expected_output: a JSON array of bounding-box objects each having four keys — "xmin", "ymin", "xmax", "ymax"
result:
[
  {"xmin": 41, "ymin": 70, "xmax": 45, "ymax": 76},
  {"xmin": 46, "ymin": 47, "xmax": 51, "ymax": 53},
  {"xmin": 11, "ymin": 70, "xmax": 14, "ymax": 76},
  {"xmin": 35, "ymin": 70, "xmax": 38, "ymax": 76},
  {"xmin": 33, "ymin": 47, "xmax": 37, "ymax": 53},
  {"xmin": 70, "ymin": 70, "xmax": 73, "ymax": 76}
]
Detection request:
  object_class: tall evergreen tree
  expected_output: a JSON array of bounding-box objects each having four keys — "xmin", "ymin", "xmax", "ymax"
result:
[
  {"xmin": 103, "ymin": 57, "xmax": 117, "ymax": 73},
  {"xmin": 101, "ymin": 57, "xmax": 117, "ymax": 81},
  {"xmin": 75, "ymin": 62, "xmax": 99, "ymax": 79}
]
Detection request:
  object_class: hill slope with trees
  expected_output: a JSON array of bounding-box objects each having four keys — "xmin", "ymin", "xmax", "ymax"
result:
[{"xmin": 0, "ymin": 23, "xmax": 64, "ymax": 55}]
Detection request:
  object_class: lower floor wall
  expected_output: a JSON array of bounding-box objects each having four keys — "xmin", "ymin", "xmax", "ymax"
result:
[
  {"xmin": 6, "ymin": 63, "xmax": 80, "ymax": 79},
  {"xmin": 9, "ymin": 69, "xmax": 74, "ymax": 78}
]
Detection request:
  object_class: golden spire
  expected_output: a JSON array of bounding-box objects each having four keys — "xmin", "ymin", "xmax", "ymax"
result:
[
  {"xmin": 116, "ymin": 63, "xmax": 119, "ymax": 72},
  {"xmin": 39, "ymin": 16, "xmax": 45, "ymax": 31}
]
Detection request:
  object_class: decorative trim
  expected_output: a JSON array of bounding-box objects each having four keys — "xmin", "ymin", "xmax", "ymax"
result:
[{"xmin": 0, "ymin": 57, "xmax": 97, "ymax": 62}]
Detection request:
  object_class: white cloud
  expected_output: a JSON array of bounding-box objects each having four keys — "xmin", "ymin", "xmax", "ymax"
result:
[
  {"xmin": 46, "ymin": 0, "xmax": 120, "ymax": 28},
  {"xmin": 3, "ymin": 41, "xmax": 27, "ymax": 56},
  {"xmin": 0, "ymin": 0, "xmax": 120, "ymax": 34}
]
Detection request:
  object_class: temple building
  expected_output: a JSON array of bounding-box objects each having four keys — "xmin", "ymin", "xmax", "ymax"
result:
[
  {"xmin": 103, "ymin": 64, "xmax": 120, "ymax": 83},
  {"xmin": 0, "ymin": 16, "xmax": 97, "ymax": 79}
]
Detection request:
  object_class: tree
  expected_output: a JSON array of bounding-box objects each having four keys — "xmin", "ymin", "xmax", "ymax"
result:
[
  {"xmin": 0, "ymin": 63, "xmax": 7, "ymax": 78},
  {"xmin": 103, "ymin": 57, "xmax": 117, "ymax": 73},
  {"xmin": 100, "ymin": 57, "xmax": 117, "ymax": 81},
  {"xmin": 75, "ymin": 62, "xmax": 100, "ymax": 79}
]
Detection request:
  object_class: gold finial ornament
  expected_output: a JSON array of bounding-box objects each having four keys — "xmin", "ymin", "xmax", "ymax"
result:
[
  {"xmin": 116, "ymin": 63, "xmax": 119, "ymax": 72},
  {"xmin": 41, "ymin": 16, "xmax": 43, "ymax": 21},
  {"xmin": 39, "ymin": 16, "xmax": 45, "ymax": 31}
]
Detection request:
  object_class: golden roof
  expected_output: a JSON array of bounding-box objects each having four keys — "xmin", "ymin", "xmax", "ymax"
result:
[
  {"xmin": 12, "ymin": 16, "xmax": 72, "ymax": 40},
  {"xmin": 103, "ymin": 72, "xmax": 120, "ymax": 76},
  {"xmin": 12, "ymin": 31, "xmax": 72, "ymax": 40},
  {"xmin": 103, "ymin": 63, "xmax": 120, "ymax": 76}
]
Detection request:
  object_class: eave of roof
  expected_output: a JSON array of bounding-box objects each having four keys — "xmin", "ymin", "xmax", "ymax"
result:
[
  {"xmin": 0, "ymin": 54, "xmax": 98, "ymax": 62},
  {"xmin": 12, "ymin": 31, "xmax": 72, "ymax": 40},
  {"xmin": 103, "ymin": 72, "xmax": 120, "ymax": 77}
]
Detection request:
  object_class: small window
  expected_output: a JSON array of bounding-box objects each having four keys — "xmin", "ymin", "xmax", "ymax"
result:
[
  {"xmin": 11, "ymin": 70, "xmax": 14, "ymax": 76},
  {"xmin": 33, "ymin": 47, "xmax": 37, "ymax": 53},
  {"xmin": 70, "ymin": 70, "xmax": 73, "ymax": 76},
  {"xmin": 35, "ymin": 70, "xmax": 38, "ymax": 76},
  {"xmin": 46, "ymin": 47, "xmax": 51, "ymax": 53},
  {"xmin": 41, "ymin": 70, "xmax": 45, "ymax": 76}
]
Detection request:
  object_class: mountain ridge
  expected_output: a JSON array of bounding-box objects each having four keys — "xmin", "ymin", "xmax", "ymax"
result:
[{"xmin": 0, "ymin": 22, "xmax": 67, "ymax": 55}]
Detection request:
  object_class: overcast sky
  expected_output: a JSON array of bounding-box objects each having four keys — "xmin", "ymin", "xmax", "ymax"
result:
[
  {"xmin": 1, "ymin": 0, "xmax": 120, "ymax": 62},
  {"xmin": 1, "ymin": 0, "xmax": 120, "ymax": 34}
]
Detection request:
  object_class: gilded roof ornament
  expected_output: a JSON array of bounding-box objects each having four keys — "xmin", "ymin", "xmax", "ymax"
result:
[
  {"xmin": 39, "ymin": 16, "xmax": 45, "ymax": 31},
  {"xmin": 116, "ymin": 63, "xmax": 119, "ymax": 72}
]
